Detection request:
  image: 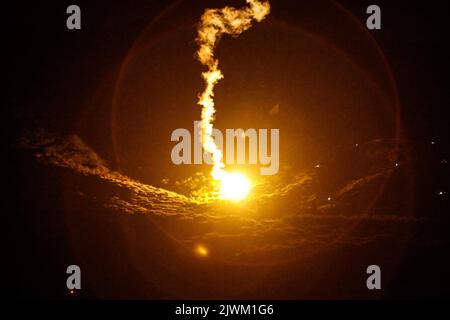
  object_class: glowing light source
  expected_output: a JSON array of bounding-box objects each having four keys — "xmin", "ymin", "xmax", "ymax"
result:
[
  {"xmin": 195, "ymin": 244, "xmax": 209, "ymax": 257},
  {"xmin": 219, "ymin": 172, "xmax": 251, "ymax": 201}
]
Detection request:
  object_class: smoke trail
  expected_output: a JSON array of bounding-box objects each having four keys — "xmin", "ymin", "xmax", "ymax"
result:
[{"xmin": 196, "ymin": 0, "xmax": 271, "ymax": 181}]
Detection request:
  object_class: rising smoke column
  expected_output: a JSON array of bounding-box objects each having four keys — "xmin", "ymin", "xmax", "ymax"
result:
[{"xmin": 196, "ymin": 0, "xmax": 271, "ymax": 181}]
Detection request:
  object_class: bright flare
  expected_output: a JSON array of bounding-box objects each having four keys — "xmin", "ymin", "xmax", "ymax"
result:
[
  {"xmin": 195, "ymin": 0, "xmax": 270, "ymax": 198},
  {"xmin": 219, "ymin": 172, "xmax": 252, "ymax": 201}
]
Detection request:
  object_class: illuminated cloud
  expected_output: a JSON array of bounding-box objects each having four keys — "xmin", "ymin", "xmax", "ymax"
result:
[{"xmin": 20, "ymin": 130, "xmax": 420, "ymax": 263}]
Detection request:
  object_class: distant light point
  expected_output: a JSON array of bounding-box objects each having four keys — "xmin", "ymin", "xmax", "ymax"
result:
[{"xmin": 195, "ymin": 244, "xmax": 209, "ymax": 257}]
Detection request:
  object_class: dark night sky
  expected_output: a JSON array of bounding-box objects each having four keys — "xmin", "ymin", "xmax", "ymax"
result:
[
  {"xmin": 6, "ymin": 0, "xmax": 450, "ymax": 299},
  {"xmin": 6, "ymin": 1, "xmax": 450, "ymax": 145}
]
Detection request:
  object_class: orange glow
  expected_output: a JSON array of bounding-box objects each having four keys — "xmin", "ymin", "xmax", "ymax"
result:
[
  {"xmin": 219, "ymin": 172, "xmax": 252, "ymax": 201},
  {"xmin": 195, "ymin": 244, "xmax": 209, "ymax": 257}
]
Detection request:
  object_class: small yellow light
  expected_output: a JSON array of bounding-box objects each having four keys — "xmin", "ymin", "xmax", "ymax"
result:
[
  {"xmin": 219, "ymin": 172, "xmax": 251, "ymax": 201},
  {"xmin": 195, "ymin": 244, "xmax": 209, "ymax": 257}
]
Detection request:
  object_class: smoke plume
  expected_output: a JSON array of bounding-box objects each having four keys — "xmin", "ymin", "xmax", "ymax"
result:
[{"xmin": 196, "ymin": 0, "xmax": 271, "ymax": 180}]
